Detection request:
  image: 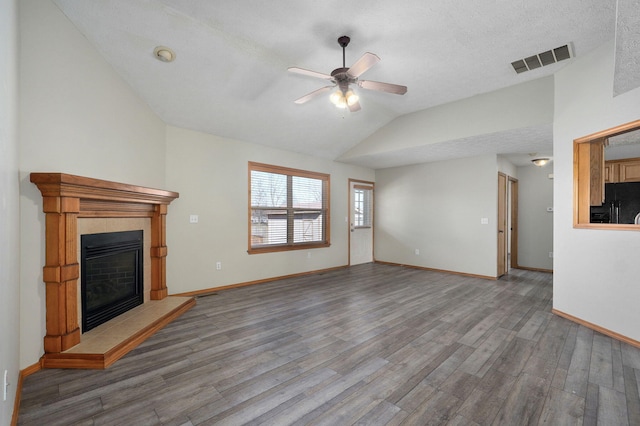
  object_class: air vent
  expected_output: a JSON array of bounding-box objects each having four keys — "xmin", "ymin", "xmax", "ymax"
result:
[{"xmin": 511, "ymin": 44, "xmax": 572, "ymax": 74}]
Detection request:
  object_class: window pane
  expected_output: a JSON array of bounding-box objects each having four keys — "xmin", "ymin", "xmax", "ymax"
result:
[
  {"xmin": 251, "ymin": 171, "xmax": 287, "ymax": 207},
  {"xmin": 353, "ymin": 187, "xmax": 372, "ymax": 227},
  {"xmin": 293, "ymin": 211, "xmax": 324, "ymax": 243},
  {"xmin": 292, "ymin": 176, "xmax": 323, "ymax": 208},
  {"xmin": 354, "ymin": 189, "xmax": 364, "ymax": 226},
  {"xmin": 251, "ymin": 208, "xmax": 287, "ymax": 246}
]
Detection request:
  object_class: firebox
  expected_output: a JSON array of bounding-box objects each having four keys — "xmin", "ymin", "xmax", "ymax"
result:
[{"xmin": 81, "ymin": 230, "xmax": 144, "ymax": 332}]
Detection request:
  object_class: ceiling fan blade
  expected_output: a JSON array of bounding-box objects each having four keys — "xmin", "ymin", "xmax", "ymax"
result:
[
  {"xmin": 288, "ymin": 67, "xmax": 333, "ymax": 81},
  {"xmin": 346, "ymin": 52, "xmax": 380, "ymax": 78},
  {"xmin": 293, "ymin": 85, "xmax": 334, "ymax": 104},
  {"xmin": 358, "ymin": 80, "xmax": 407, "ymax": 95},
  {"xmin": 348, "ymin": 100, "xmax": 361, "ymax": 112}
]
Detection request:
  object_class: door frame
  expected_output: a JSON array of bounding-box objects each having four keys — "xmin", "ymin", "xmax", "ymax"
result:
[
  {"xmin": 498, "ymin": 173, "xmax": 519, "ymax": 276},
  {"xmin": 509, "ymin": 177, "xmax": 519, "ymax": 269},
  {"xmin": 348, "ymin": 178, "xmax": 375, "ymax": 266},
  {"xmin": 498, "ymin": 173, "xmax": 508, "ymax": 277}
]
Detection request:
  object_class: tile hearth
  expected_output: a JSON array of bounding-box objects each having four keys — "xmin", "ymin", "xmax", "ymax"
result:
[{"xmin": 42, "ymin": 296, "xmax": 195, "ymax": 369}]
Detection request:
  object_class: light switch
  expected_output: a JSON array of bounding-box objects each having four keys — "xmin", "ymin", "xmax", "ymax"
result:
[{"xmin": 480, "ymin": 218, "xmax": 489, "ymax": 225}]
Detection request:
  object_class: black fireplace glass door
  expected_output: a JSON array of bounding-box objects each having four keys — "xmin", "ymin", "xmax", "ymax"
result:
[{"xmin": 81, "ymin": 230, "xmax": 143, "ymax": 332}]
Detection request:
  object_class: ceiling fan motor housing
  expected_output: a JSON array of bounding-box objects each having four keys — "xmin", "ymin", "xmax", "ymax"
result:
[{"xmin": 331, "ymin": 67, "xmax": 355, "ymax": 92}]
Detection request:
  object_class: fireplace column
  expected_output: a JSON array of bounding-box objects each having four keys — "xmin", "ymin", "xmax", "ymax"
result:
[
  {"xmin": 150, "ymin": 204, "xmax": 169, "ymax": 300},
  {"xmin": 42, "ymin": 195, "xmax": 81, "ymax": 353}
]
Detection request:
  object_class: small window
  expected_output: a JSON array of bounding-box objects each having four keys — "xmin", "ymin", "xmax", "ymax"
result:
[
  {"xmin": 249, "ymin": 162, "xmax": 330, "ymax": 253},
  {"xmin": 353, "ymin": 186, "xmax": 373, "ymax": 228}
]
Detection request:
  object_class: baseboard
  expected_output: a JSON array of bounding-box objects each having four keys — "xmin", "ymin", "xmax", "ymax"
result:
[
  {"xmin": 173, "ymin": 265, "xmax": 349, "ymax": 297},
  {"xmin": 552, "ymin": 308, "xmax": 640, "ymax": 349},
  {"xmin": 374, "ymin": 260, "xmax": 497, "ymax": 281},
  {"xmin": 12, "ymin": 361, "xmax": 41, "ymax": 426},
  {"xmin": 515, "ymin": 265, "xmax": 554, "ymax": 274}
]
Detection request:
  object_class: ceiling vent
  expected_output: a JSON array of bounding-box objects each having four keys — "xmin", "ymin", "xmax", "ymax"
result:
[{"xmin": 511, "ymin": 44, "xmax": 572, "ymax": 74}]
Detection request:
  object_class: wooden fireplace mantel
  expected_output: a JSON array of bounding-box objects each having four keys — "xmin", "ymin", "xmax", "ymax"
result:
[{"xmin": 30, "ymin": 173, "xmax": 180, "ymax": 355}]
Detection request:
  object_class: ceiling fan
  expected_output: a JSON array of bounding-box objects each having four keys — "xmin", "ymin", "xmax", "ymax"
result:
[{"xmin": 288, "ymin": 36, "xmax": 407, "ymax": 112}]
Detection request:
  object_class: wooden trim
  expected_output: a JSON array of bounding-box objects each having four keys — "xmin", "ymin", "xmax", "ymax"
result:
[
  {"xmin": 552, "ymin": 308, "xmax": 640, "ymax": 350},
  {"xmin": 11, "ymin": 362, "xmax": 42, "ymax": 425},
  {"xmin": 509, "ymin": 177, "xmax": 519, "ymax": 269},
  {"xmin": 173, "ymin": 265, "xmax": 349, "ymax": 297},
  {"xmin": 514, "ymin": 266, "xmax": 553, "ymax": 274},
  {"xmin": 573, "ymin": 119, "xmax": 640, "ymax": 144},
  {"xmin": 375, "ymin": 260, "xmax": 497, "ymax": 281},
  {"xmin": 248, "ymin": 161, "xmax": 330, "ymax": 181},
  {"xmin": 248, "ymin": 162, "xmax": 331, "ymax": 253},
  {"xmin": 348, "ymin": 179, "xmax": 375, "ymax": 266},
  {"xmin": 248, "ymin": 242, "xmax": 331, "ymax": 255},
  {"xmin": 497, "ymin": 173, "xmax": 507, "ymax": 277},
  {"xmin": 30, "ymin": 173, "xmax": 179, "ymax": 356},
  {"xmin": 573, "ymin": 119, "xmax": 640, "ymax": 228}
]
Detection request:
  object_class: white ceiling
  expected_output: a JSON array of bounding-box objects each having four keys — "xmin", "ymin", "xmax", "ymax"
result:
[{"xmin": 52, "ymin": 0, "xmax": 622, "ymax": 168}]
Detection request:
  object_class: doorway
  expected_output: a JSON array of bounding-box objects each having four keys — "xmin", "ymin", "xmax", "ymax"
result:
[
  {"xmin": 498, "ymin": 173, "xmax": 507, "ymax": 277},
  {"xmin": 349, "ymin": 179, "xmax": 374, "ymax": 265},
  {"xmin": 498, "ymin": 173, "xmax": 519, "ymax": 277}
]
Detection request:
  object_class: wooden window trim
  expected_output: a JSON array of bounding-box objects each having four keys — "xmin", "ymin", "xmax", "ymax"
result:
[
  {"xmin": 248, "ymin": 162, "xmax": 331, "ymax": 254},
  {"xmin": 573, "ymin": 119, "xmax": 640, "ymax": 230}
]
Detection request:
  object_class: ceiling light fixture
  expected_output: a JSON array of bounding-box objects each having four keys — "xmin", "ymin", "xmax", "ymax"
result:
[
  {"xmin": 153, "ymin": 46, "xmax": 176, "ymax": 63},
  {"xmin": 330, "ymin": 89, "xmax": 359, "ymax": 109},
  {"xmin": 532, "ymin": 158, "xmax": 550, "ymax": 167}
]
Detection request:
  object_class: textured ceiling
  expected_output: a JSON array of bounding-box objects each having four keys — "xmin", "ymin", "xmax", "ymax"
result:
[{"xmin": 52, "ymin": 0, "xmax": 622, "ymax": 168}]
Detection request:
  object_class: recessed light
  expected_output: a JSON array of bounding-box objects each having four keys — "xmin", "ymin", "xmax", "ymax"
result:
[{"xmin": 153, "ymin": 46, "xmax": 176, "ymax": 63}]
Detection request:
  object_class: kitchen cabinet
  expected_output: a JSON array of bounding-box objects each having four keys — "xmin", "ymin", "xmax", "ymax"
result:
[{"xmin": 604, "ymin": 157, "xmax": 640, "ymax": 183}]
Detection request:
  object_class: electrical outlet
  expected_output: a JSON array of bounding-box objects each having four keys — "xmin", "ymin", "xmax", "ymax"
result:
[
  {"xmin": 307, "ymin": 251, "xmax": 312, "ymax": 259},
  {"xmin": 189, "ymin": 215, "xmax": 199, "ymax": 224},
  {"xmin": 414, "ymin": 249, "xmax": 420, "ymax": 255},
  {"xmin": 216, "ymin": 261, "xmax": 221, "ymax": 270},
  {"xmin": 549, "ymin": 252, "xmax": 553, "ymax": 258}
]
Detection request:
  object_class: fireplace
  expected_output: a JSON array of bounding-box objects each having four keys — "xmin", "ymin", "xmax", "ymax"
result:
[
  {"xmin": 30, "ymin": 172, "xmax": 196, "ymax": 369},
  {"xmin": 81, "ymin": 230, "xmax": 144, "ymax": 332}
]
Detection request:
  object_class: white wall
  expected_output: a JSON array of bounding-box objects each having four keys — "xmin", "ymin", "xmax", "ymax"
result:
[
  {"xmin": 340, "ymin": 77, "xmax": 554, "ymax": 161},
  {"xmin": 554, "ymin": 41, "xmax": 640, "ymax": 342},
  {"xmin": 18, "ymin": 0, "xmax": 167, "ymax": 368},
  {"xmin": 0, "ymin": 0, "xmax": 20, "ymax": 422},
  {"xmin": 374, "ymin": 155, "xmax": 498, "ymax": 278},
  {"xmin": 165, "ymin": 126, "xmax": 374, "ymax": 293},
  {"xmin": 516, "ymin": 165, "xmax": 554, "ymax": 270}
]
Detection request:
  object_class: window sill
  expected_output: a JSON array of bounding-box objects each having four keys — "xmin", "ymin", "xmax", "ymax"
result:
[{"xmin": 248, "ymin": 242, "xmax": 330, "ymax": 255}]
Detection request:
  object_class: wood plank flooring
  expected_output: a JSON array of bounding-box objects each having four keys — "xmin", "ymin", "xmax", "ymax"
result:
[{"xmin": 17, "ymin": 264, "xmax": 640, "ymax": 425}]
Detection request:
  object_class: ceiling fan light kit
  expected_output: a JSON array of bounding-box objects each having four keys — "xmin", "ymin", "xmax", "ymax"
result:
[
  {"xmin": 330, "ymin": 89, "xmax": 359, "ymax": 109},
  {"xmin": 289, "ymin": 36, "xmax": 407, "ymax": 112}
]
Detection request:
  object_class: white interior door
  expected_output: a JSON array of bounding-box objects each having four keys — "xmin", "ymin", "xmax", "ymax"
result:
[{"xmin": 349, "ymin": 180, "xmax": 374, "ymax": 265}]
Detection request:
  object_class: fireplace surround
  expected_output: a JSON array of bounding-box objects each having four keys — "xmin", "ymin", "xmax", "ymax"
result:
[{"xmin": 31, "ymin": 173, "xmax": 193, "ymax": 368}]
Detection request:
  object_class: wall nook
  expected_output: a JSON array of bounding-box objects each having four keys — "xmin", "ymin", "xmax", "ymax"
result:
[{"xmin": 573, "ymin": 119, "xmax": 640, "ymax": 229}]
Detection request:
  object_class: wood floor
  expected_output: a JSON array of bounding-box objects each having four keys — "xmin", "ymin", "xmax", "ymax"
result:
[{"xmin": 18, "ymin": 264, "xmax": 640, "ymax": 425}]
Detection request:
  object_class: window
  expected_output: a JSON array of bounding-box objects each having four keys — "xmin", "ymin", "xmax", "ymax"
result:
[
  {"xmin": 249, "ymin": 162, "xmax": 330, "ymax": 253},
  {"xmin": 353, "ymin": 186, "xmax": 372, "ymax": 227}
]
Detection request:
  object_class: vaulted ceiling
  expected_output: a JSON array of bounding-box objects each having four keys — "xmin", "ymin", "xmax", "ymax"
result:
[{"xmin": 52, "ymin": 0, "xmax": 634, "ymax": 168}]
